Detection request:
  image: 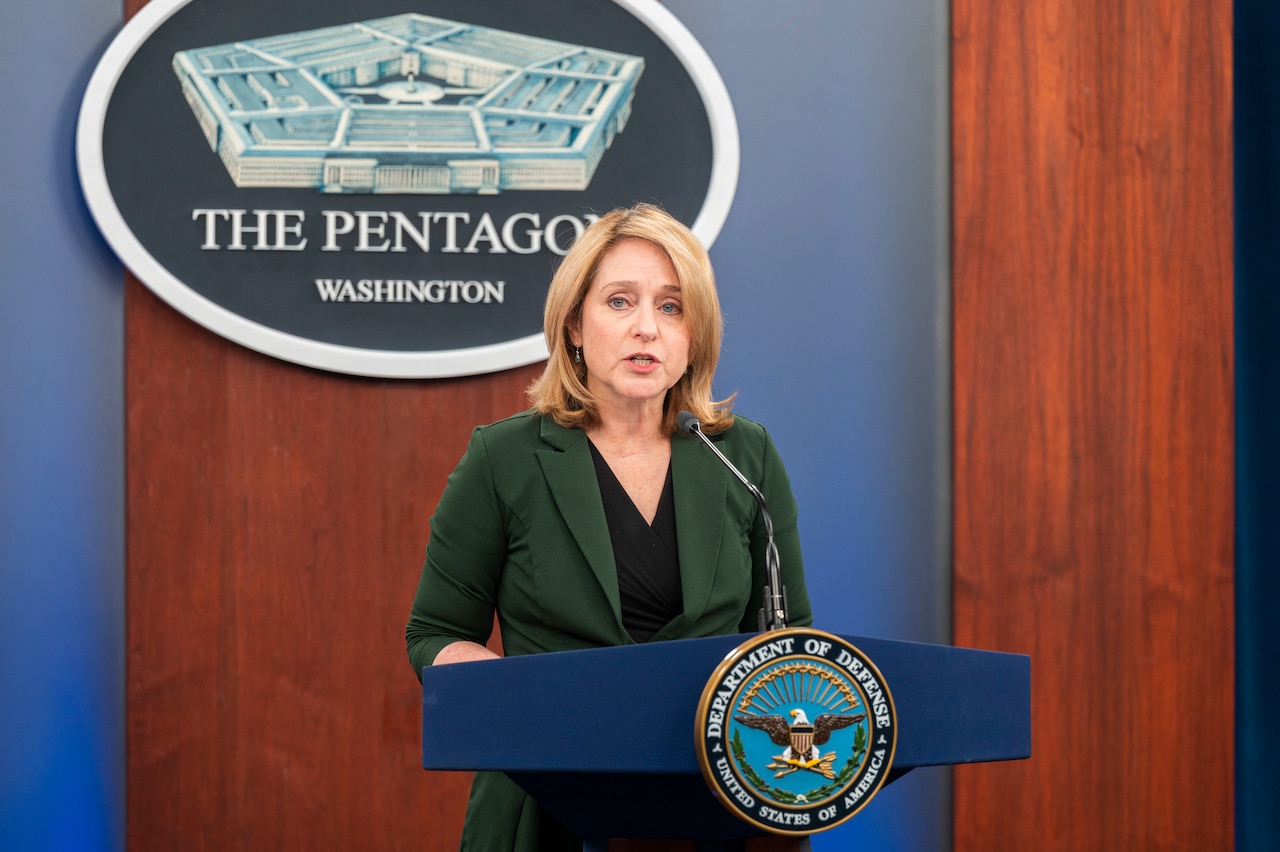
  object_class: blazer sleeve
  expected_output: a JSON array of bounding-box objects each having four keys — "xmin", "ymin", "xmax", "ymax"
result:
[
  {"xmin": 737, "ymin": 424, "xmax": 813, "ymax": 632},
  {"xmin": 405, "ymin": 427, "xmax": 507, "ymax": 679}
]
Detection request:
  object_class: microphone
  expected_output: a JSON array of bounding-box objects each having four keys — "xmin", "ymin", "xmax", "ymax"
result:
[{"xmin": 678, "ymin": 411, "xmax": 788, "ymax": 631}]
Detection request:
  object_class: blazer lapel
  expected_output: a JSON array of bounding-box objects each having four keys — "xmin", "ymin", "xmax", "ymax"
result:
[
  {"xmin": 535, "ymin": 418, "xmax": 624, "ymax": 629},
  {"xmin": 664, "ymin": 430, "xmax": 729, "ymax": 635}
]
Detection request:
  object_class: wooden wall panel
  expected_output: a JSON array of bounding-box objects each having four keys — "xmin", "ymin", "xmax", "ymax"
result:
[
  {"xmin": 126, "ymin": 272, "xmax": 535, "ymax": 850},
  {"xmin": 952, "ymin": 1, "xmax": 1234, "ymax": 849}
]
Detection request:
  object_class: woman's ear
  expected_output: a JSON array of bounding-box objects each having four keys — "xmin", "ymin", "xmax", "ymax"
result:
[{"xmin": 566, "ymin": 315, "xmax": 582, "ymax": 348}]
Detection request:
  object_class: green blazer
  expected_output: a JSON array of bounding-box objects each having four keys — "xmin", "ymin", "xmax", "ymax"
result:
[{"xmin": 405, "ymin": 410, "xmax": 812, "ymax": 850}]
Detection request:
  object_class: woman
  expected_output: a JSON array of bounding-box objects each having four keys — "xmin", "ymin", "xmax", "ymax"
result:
[{"xmin": 407, "ymin": 203, "xmax": 813, "ymax": 851}]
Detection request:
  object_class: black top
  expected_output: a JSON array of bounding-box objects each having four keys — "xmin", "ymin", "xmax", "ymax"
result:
[{"xmin": 588, "ymin": 441, "xmax": 683, "ymax": 642}]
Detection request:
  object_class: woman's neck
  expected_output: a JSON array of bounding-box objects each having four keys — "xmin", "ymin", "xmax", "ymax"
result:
[{"xmin": 588, "ymin": 402, "xmax": 668, "ymax": 448}]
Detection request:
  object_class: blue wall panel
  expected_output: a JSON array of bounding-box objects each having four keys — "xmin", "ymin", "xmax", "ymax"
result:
[
  {"xmin": 665, "ymin": 3, "xmax": 951, "ymax": 849},
  {"xmin": 0, "ymin": 3, "xmax": 126, "ymax": 851}
]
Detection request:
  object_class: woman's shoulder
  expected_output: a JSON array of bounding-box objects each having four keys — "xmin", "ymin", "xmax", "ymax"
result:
[
  {"xmin": 450, "ymin": 411, "xmax": 551, "ymax": 479},
  {"xmin": 470, "ymin": 409, "xmax": 579, "ymax": 452},
  {"xmin": 475, "ymin": 408, "xmax": 538, "ymax": 432},
  {"xmin": 711, "ymin": 413, "xmax": 794, "ymax": 492},
  {"xmin": 702, "ymin": 412, "xmax": 785, "ymax": 469},
  {"xmin": 469, "ymin": 409, "xmax": 541, "ymax": 445},
  {"xmin": 713, "ymin": 411, "xmax": 771, "ymax": 446}
]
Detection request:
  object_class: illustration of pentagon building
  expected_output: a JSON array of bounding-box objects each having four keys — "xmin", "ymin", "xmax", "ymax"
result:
[{"xmin": 172, "ymin": 14, "xmax": 644, "ymax": 194}]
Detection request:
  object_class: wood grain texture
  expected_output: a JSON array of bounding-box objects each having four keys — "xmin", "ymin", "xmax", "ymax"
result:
[
  {"xmin": 952, "ymin": 1, "xmax": 1234, "ymax": 849},
  {"xmin": 126, "ymin": 275, "xmax": 536, "ymax": 849}
]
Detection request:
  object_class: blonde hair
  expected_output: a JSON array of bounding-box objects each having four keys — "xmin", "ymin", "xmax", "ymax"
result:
[{"xmin": 528, "ymin": 203, "xmax": 735, "ymax": 434}]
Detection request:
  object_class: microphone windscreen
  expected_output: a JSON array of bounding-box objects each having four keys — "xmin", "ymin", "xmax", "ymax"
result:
[{"xmin": 677, "ymin": 411, "xmax": 701, "ymax": 434}]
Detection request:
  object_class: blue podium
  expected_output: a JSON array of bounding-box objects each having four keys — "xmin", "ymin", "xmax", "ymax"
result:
[{"xmin": 421, "ymin": 633, "xmax": 1030, "ymax": 842}]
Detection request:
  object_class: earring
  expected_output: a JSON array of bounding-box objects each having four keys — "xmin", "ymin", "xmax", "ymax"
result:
[{"xmin": 574, "ymin": 346, "xmax": 582, "ymax": 363}]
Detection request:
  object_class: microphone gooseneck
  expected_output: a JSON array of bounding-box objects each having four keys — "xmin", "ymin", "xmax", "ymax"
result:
[{"xmin": 678, "ymin": 411, "xmax": 788, "ymax": 631}]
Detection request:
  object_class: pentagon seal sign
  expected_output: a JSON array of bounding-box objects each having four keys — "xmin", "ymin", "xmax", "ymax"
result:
[
  {"xmin": 76, "ymin": 0, "xmax": 737, "ymax": 379},
  {"xmin": 695, "ymin": 628, "xmax": 896, "ymax": 835}
]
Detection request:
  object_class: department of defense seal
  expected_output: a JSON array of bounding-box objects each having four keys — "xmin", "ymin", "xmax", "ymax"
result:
[{"xmin": 694, "ymin": 628, "xmax": 897, "ymax": 835}]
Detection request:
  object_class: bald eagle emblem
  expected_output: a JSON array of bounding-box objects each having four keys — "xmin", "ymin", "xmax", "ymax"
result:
[{"xmin": 734, "ymin": 707, "xmax": 866, "ymax": 779}]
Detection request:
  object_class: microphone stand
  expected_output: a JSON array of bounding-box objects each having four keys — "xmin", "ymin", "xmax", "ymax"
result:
[{"xmin": 678, "ymin": 412, "xmax": 789, "ymax": 631}]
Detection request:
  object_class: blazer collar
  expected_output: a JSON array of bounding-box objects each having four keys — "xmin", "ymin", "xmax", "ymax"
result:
[
  {"xmin": 534, "ymin": 417, "xmax": 730, "ymax": 642},
  {"xmin": 535, "ymin": 419, "xmax": 624, "ymax": 632},
  {"xmin": 659, "ymin": 430, "xmax": 728, "ymax": 639}
]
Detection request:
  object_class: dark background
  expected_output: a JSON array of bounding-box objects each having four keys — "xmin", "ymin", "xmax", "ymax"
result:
[{"xmin": 1234, "ymin": 0, "xmax": 1280, "ymax": 847}]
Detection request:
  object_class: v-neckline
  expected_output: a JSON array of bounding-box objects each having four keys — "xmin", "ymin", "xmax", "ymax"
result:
[{"xmin": 587, "ymin": 439, "xmax": 673, "ymax": 528}]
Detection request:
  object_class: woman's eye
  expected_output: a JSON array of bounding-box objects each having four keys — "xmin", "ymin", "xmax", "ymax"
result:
[
  {"xmin": 608, "ymin": 297, "xmax": 627, "ymax": 309},
  {"xmin": 660, "ymin": 302, "xmax": 682, "ymax": 315}
]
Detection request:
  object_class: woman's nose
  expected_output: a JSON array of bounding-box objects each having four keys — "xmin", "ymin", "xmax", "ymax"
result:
[{"xmin": 633, "ymin": 307, "xmax": 658, "ymax": 339}]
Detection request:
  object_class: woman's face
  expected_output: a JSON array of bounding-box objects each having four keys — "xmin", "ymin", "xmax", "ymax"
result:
[{"xmin": 568, "ymin": 238, "xmax": 692, "ymax": 418}]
